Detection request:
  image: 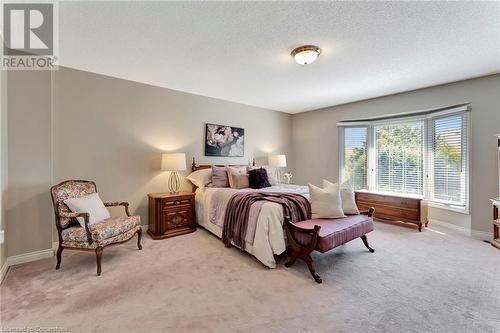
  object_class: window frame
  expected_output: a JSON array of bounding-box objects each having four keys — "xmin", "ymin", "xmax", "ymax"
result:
[
  {"xmin": 426, "ymin": 110, "xmax": 470, "ymax": 213},
  {"xmin": 339, "ymin": 125, "xmax": 370, "ymax": 191},
  {"xmin": 372, "ymin": 117, "xmax": 425, "ymax": 196}
]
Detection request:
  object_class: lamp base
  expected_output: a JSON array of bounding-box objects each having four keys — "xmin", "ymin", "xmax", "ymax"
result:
[{"xmin": 168, "ymin": 171, "xmax": 181, "ymax": 194}]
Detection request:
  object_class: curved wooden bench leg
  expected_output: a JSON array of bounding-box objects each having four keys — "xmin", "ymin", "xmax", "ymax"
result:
[
  {"xmin": 360, "ymin": 235, "xmax": 375, "ymax": 253},
  {"xmin": 284, "ymin": 219, "xmax": 322, "ymax": 283},
  {"xmin": 285, "ymin": 251, "xmax": 299, "ymax": 267},
  {"xmin": 303, "ymin": 254, "xmax": 322, "ymax": 284}
]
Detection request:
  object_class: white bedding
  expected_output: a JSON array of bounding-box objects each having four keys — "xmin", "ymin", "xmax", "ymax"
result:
[{"xmin": 195, "ymin": 184, "xmax": 309, "ymax": 268}]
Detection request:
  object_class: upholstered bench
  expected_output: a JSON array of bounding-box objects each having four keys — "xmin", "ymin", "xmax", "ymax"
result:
[{"xmin": 285, "ymin": 208, "xmax": 375, "ymax": 283}]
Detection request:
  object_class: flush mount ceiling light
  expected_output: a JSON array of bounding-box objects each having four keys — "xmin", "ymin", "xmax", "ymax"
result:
[{"xmin": 291, "ymin": 45, "xmax": 321, "ymax": 65}]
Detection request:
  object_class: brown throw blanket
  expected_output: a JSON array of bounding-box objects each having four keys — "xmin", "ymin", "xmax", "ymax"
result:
[{"xmin": 222, "ymin": 192, "xmax": 311, "ymax": 249}]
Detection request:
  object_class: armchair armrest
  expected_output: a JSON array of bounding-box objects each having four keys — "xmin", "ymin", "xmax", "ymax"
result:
[
  {"xmin": 360, "ymin": 207, "xmax": 375, "ymax": 218},
  {"xmin": 104, "ymin": 201, "xmax": 131, "ymax": 217},
  {"xmin": 59, "ymin": 211, "xmax": 93, "ymax": 245}
]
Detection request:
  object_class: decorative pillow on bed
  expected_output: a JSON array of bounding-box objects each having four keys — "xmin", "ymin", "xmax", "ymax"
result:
[
  {"xmin": 308, "ymin": 182, "xmax": 345, "ymax": 219},
  {"xmin": 64, "ymin": 193, "xmax": 110, "ymax": 228},
  {"xmin": 323, "ymin": 179, "xmax": 360, "ymax": 215},
  {"xmin": 248, "ymin": 165, "xmax": 278, "ymax": 185},
  {"xmin": 248, "ymin": 168, "xmax": 272, "ymax": 189},
  {"xmin": 211, "ymin": 166, "xmax": 229, "ymax": 187},
  {"xmin": 186, "ymin": 168, "xmax": 212, "ymax": 189},
  {"xmin": 227, "ymin": 166, "xmax": 249, "ymax": 189},
  {"xmin": 262, "ymin": 166, "xmax": 278, "ymax": 185}
]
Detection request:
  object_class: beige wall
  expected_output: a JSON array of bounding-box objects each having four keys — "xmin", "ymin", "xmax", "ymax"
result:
[
  {"xmin": 5, "ymin": 67, "xmax": 292, "ymax": 257},
  {"xmin": 52, "ymin": 67, "xmax": 292, "ymax": 230},
  {"xmin": 1, "ymin": 57, "xmax": 7, "ymax": 268},
  {"xmin": 5, "ymin": 70, "xmax": 53, "ymax": 257},
  {"xmin": 292, "ymin": 74, "xmax": 500, "ymax": 233}
]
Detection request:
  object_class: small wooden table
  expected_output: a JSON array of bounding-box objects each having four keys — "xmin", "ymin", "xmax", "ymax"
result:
[{"xmin": 148, "ymin": 192, "xmax": 196, "ymax": 239}]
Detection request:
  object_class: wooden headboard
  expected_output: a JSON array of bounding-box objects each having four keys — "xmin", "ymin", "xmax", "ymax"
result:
[
  {"xmin": 191, "ymin": 157, "xmax": 255, "ymax": 172},
  {"xmin": 189, "ymin": 157, "xmax": 256, "ymax": 192}
]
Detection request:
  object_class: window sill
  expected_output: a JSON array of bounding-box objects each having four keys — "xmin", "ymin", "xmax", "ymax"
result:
[{"xmin": 425, "ymin": 201, "xmax": 469, "ymax": 215}]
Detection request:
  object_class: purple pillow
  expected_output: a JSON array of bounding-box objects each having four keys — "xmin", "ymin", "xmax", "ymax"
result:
[
  {"xmin": 211, "ymin": 166, "xmax": 229, "ymax": 187},
  {"xmin": 248, "ymin": 168, "xmax": 271, "ymax": 189}
]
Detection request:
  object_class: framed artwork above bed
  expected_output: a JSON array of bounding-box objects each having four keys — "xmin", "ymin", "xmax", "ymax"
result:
[{"xmin": 205, "ymin": 123, "xmax": 244, "ymax": 157}]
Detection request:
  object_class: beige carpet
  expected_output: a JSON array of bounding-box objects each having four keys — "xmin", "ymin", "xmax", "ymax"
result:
[{"xmin": 1, "ymin": 222, "xmax": 499, "ymax": 333}]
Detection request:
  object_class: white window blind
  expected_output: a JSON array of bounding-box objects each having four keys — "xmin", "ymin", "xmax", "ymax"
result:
[
  {"xmin": 430, "ymin": 113, "xmax": 468, "ymax": 207},
  {"xmin": 342, "ymin": 127, "xmax": 368, "ymax": 190},
  {"xmin": 375, "ymin": 121, "xmax": 424, "ymax": 195}
]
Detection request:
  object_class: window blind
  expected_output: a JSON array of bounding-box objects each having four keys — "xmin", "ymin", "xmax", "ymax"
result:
[
  {"xmin": 430, "ymin": 113, "xmax": 468, "ymax": 207},
  {"xmin": 375, "ymin": 121, "xmax": 424, "ymax": 195},
  {"xmin": 342, "ymin": 127, "xmax": 368, "ymax": 190}
]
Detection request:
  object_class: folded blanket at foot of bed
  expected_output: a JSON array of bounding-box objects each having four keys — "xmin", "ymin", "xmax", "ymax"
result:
[{"xmin": 223, "ymin": 192, "xmax": 311, "ymax": 249}]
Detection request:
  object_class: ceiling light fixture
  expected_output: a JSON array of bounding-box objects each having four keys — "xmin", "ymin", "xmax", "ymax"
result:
[{"xmin": 291, "ymin": 45, "xmax": 321, "ymax": 65}]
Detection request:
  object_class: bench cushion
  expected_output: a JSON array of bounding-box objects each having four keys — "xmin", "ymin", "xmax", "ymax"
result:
[{"xmin": 294, "ymin": 215, "xmax": 374, "ymax": 253}]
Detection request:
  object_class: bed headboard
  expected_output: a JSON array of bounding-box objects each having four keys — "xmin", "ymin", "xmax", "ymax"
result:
[
  {"xmin": 191, "ymin": 157, "xmax": 255, "ymax": 172},
  {"xmin": 189, "ymin": 157, "xmax": 256, "ymax": 192}
]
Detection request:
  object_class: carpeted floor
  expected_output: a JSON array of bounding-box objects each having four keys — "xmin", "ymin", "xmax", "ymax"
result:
[{"xmin": 1, "ymin": 222, "xmax": 499, "ymax": 333}]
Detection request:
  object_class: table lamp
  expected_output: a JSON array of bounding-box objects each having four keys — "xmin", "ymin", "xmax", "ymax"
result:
[
  {"xmin": 161, "ymin": 153, "xmax": 186, "ymax": 194},
  {"xmin": 269, "ymin": 154, "xmax": 287, "ymax": 184}
]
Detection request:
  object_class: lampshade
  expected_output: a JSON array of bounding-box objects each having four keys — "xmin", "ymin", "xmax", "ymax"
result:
[
  {"xmin": 161, "ymin": 153, "xmax": 186, "ymax": 171},
  {"xmin": 269, "ymin": 154, "xmax": 287, "ymax": 168}
]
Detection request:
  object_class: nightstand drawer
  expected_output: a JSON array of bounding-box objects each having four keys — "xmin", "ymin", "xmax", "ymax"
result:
[
  {"xmin": 163, "ymin": 210, "xmax": 192, "ymax": 230},
  {"xmin": 163, "ymin": 198, "xmax": 192, "ymax": 210}
]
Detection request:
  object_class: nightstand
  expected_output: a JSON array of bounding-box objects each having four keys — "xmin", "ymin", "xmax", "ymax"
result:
[{"xmin": 148, "ymin": 192, "xmax": 196, "ymax": 239}]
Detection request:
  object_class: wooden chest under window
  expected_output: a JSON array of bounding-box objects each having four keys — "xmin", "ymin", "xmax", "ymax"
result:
[
  {"xmin": 355, "ymin": 190, "xmax": 424, "ymax": 232},
  {"xmin": 148, "ymin": 192, "xmax": 196, "ymax": 239}
]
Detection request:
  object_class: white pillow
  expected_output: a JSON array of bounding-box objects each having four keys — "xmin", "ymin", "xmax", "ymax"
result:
[
  {"xmin": 323, "ymin": 179, "xmax": 360, "ymax": 215},
  {"xmin": 186, "ymin": 168, "xmax": 212, "ymax": 189},
  {"xmin": 308, "ymin": 182, "xmax": 345, "ymax": 219},
  {"xmin": 64, "ymin": 193, "xmax": 111, "ymax": 228},
  {"xmin": 263, "ymin": 166, "xmax": 278, "ymax": 185}
]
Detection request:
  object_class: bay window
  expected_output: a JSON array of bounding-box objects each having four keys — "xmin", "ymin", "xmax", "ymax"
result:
[{"xmin": 339, "ymin": 104, "xmax": 470, "ymax": 211}]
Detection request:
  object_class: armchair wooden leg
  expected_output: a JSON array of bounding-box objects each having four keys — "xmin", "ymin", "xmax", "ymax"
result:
[
  {"xmin": 137, "ymin": 228, "xmax": 143, "ymax": 250},
  {"xmin": 56, "ymin": 245, "xmax": 63, "ymax": 270},
  {"xmin": 95, "ymin": 247, "xmax": 103, "ymax": 276},
  {"xmin": 360, "ymin": 235, "xmax": 375, "ymax": 253}
]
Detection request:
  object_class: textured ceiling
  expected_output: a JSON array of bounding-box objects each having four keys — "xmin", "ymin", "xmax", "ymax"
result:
[{"xmin": 58, "ymin": 1, "xmax": 500, "ymax": 113}]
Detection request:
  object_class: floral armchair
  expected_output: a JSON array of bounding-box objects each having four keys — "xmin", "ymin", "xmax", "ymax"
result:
[{"xmin": 50, "ymin": 180, "xmax": 142, "ymax": 276}]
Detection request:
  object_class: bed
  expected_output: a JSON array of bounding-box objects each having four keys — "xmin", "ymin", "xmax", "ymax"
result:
[{"xmin": 190, "ymin": 159, "xmax": 309, "ymax": 268}]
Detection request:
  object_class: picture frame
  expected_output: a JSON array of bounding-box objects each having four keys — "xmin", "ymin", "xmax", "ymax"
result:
[{"xmin": 205, "ymin": 123, "xmax": 245, "ymax": 157}]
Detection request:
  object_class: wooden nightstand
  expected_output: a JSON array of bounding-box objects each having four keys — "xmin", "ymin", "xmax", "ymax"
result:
[{"xmin": 148, "ymin": 192, "xmax": 196, "ymax": 239}]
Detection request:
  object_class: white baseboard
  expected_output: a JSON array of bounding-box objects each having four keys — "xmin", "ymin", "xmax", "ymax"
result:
[
  {"xmin": 0, "ymin": 248, "xmax": 54, "ymax": 285},
  {"xmin": 1, "ymin": 226, "xmax": 149, "ymax": 284},
  {"xmin": 429, "ymin": 219, "xmax": 493, "ymax": 241},
  {"xmin": 7, "ymin": 248, "xmax": 54, "ymax": 267},
  {"xmin": 429, "ymin": 219, "xmax": 471, "ymax": 236},
  {"xmin": 471, "ymin": 230, "xmax": 493, "ymax": 241}
]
